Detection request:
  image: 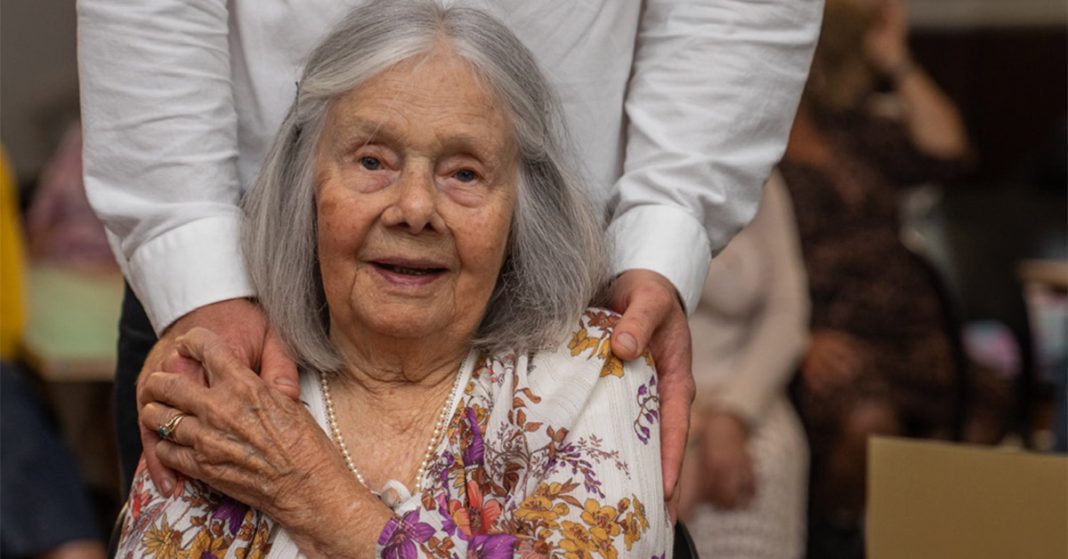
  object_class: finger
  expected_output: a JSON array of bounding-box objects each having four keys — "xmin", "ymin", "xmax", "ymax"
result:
[
  {"xmin": 651, "ymin": 314, "xmax": 693, "ymax": 501},
  {"xmin": 139, "ymin": 423, "xmax": 176, "ymax": 497},
  {"xmin": 261, "ymin": 328, "xmax": 301, "ymax": 400},
  {"xmin": 137, "ymin": 345, "xmax": 179, "ymax": 496},
  {"xmin": 666, "ymin": 483, "xmax": 681, "ymax": 526},
  {"xmin": 660, "ymin": 386, "xmax": 691, "ymax": 502},
  {"xmin": 176, "ymin": 327, "xmax": 256, "ymax": 386},
  {"xmin": 161, "ymin": 352, "xmax": 207, "ymax": 385},
  {"xmin": 674, "ymin": 455, "xmax": 700, "ymax": 522},
  {"xmin": 140, "ymin": 371, "xmax": 213, "ymax": 418},
  {"xmin": 140, "ymin": 403, "xmax": 199, "ymax": 447},
  {"xmin": 610, "ymin": 281, "xmax": 677, "ymax": 361},
  {"xmin": 155, "ymin": 439, "xmax": 205, "ymax": 485}
]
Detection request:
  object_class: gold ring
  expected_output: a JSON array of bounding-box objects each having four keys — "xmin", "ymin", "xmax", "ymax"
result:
[{"xmin": 157, "ymin": 412, "xmax": 187, "ymax": 442}]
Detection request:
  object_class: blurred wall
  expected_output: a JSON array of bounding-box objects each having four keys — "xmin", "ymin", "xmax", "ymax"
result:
[
  {"xmin": 912, "ymin": 0, "xmax": 1067, "ymax": 28},
  {"xmin": 912, "ymin": 0, "xmax": 1067, "ymax": 187},
  {"xmin": 1, "ymin": 1, "xmax": 79, "ymax": 187}
]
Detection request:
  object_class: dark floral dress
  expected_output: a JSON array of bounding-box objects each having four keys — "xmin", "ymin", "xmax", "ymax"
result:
[{"xmin": 780, "ymin": 105, "xmax": 965, "ymax": 438}]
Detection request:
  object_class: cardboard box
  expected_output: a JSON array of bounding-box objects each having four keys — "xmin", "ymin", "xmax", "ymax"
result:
[{"xmin": 868, "ymin": 437, "xmax": 1067, "ymax": 558}]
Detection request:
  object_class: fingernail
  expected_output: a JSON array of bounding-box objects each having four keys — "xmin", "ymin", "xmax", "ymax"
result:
[
  {"xmin": 160, "ymin": 477, "xmax": 174, "ymax": 496},
  {"xmin": 617, "ymin": 332, "xmax": 637, "ymax": 355}
]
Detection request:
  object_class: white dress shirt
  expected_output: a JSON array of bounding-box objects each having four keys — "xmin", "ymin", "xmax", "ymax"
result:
[{"xmin": 78, "ymin": 0, "xmax": 821, "ymax": 333}]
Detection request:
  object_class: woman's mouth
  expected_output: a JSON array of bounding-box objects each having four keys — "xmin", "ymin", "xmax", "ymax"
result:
[
  {"xmin": 370, "ymin": 260, "xmax": 449, "ymax": 286},
  {"xmin": 373, "ymin": 263, "xmax": 446, "ymax": 276}
]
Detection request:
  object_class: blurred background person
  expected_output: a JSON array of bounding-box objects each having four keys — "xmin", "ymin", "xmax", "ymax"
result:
[
  {"xmin": 780, "ymin": 0, "xmax": 1012, "ymax": 555},
  {"xmin": 678, "ymin": 174, "xmax": 810, "ymax": 558},
  {"xmin": 24, "ymin": 124, "xmax": 113, "ymax": 270},
  {"xmin": 1, "ymin": 149, "xmax": 106, "ymax": 559}
]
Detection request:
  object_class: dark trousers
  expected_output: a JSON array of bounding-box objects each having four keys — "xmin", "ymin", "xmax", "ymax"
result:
[{"xmin": 115, "ymin": 283, "xmax": 158, "ymax": 497}]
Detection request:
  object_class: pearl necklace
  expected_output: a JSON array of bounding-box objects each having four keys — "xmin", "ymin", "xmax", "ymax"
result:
[{"xmin": 318, "ymin": 361, "xmax": 466, "ymax": 494}]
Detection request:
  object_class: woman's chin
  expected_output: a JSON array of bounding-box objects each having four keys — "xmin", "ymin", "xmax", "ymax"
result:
[{"xmin": 355, "ymin": 306, "xmax": 457, "ymax": 342}]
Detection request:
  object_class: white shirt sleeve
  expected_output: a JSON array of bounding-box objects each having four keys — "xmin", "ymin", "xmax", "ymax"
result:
[
  {"xmin": 609, "ymin": 0, "xmax": 823, "ymax": 313},
  {"xmin": 78, "ymin": 0, "xmax": 253, "ymax": 333}
]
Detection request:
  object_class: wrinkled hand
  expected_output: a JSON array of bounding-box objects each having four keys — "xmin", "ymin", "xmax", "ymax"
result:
[
  {"xmin": 143, "ymin": 328, "xmax": 388, "ymax": 558},
  {"xmin": 136, "ymin": 298, "xmax": 299, "ymax": 496},
  {"xmin": 697, "ymin": 411, "xmax": 755, "ymax": 510},
  {"xmin": 609, "ymin": 269, "xmax": 694, "ymax": 514},
  {"xmin": 801, "ymin": 329, "xmax": 867, "ymax": 394},
  {"xmin": 140, "ymin": 328, "xmax": 340, "ymax": 523}
]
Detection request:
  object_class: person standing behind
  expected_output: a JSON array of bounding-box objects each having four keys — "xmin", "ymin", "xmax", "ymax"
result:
[{"xmin": 78, "ymin": 0, "xmax": 823, "ymax": 502}]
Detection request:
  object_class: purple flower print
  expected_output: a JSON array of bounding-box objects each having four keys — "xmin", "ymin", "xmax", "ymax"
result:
[
  {"xmin": 469, "ymin": 533, "xmax": 518, "ymax": 558},
  {"xmin": 212, "ymin": 496, "xmax": 248, "ymax": 536},
  {"xmin": 437, "ymin": 493, "xmax": 458, "ymax": 537},
  {"xmin": 633, "ymin": 378, "xmax": 660, "ymax": 445},
  {"xmin": 462, "ymin": 407, "xmax": 485, "ymax": 467},
  {"xmin": 379, "ymin": 510, "xmax": 436, "ymax": 559}
]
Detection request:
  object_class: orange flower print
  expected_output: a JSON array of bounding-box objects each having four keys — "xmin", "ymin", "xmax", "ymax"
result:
[
  {"xmin": 568, "ymin": 319, "xmax": 625, "ymax": 378},
  {"xmin": 141, "ymin": 515, "xmax": 182, "ymax": 559},
  {"xmin": 580, "ymin": 499, "xmax": 621, "ymax": 543},
  {"xmin": 559, "ymin": 520, "xmax": 596, "ymax": 559},
  {"xmin": 515, "ymin": 494, "xmax": 569, "ymax": 528}
]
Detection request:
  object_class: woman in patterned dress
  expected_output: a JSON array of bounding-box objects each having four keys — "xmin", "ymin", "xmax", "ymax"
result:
[{"xmin": 117, "ymin": 2, "xmax": 669, "ymax": 557}]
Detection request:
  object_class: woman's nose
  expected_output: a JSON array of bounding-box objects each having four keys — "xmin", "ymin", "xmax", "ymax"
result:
[{"xmin": 383, "ymin": 166, "xmax": 441, "ymax": 234}]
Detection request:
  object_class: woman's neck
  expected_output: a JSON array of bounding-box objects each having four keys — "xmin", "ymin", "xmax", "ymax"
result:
[
  {"xmin": 320, "ymin": 334, "xmax": 472, "ymax": 491},
  {"xmin": 326, "ymin": 327, "xmax": 470, "ymax": 430}
]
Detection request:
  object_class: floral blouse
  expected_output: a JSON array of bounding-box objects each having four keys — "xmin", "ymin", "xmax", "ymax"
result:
[{"xmin": 116, "ymin": 309, "xmax": 670, "ymax": 558}]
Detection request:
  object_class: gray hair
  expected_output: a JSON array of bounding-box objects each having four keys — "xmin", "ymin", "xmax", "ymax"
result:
[{"xmin": 243, "ymin": 0, "xmax": 609, "ymax": 372}]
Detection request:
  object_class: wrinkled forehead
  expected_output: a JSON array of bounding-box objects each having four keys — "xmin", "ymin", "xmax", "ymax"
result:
[{"xmin": 321, "ymin": 46, "xmax": 518, "ymax": 160}]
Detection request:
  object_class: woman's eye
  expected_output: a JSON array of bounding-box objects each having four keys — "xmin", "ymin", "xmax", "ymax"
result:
[
  {"xmin": 454, "ymin": 169, "xmax": 478, "ymax": 183},
  {"xmin": 359, "ymin": 156, "xmax": 382, "ymax": 171}
]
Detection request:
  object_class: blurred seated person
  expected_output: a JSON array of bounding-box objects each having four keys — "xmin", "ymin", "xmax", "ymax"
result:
[
  {"xmin": 0, "ymin": 151, "xmax": 106, "ymax": 559},
  {"xmin": 117, "ymin": 3, "xmax": 668, "ymax": 557},
  {"xmin": 780, "ymin": 0, "xmax": 1007, "ymax": 555},
  {"xmin": 678, "ymin": 174, "xmax": 810, "ymax": 558},
  {"xmin": 25, "ymin": 123, "xmax": 114, "ymax": 268}
]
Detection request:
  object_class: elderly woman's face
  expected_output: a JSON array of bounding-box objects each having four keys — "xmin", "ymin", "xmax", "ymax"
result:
[{"xmin": 314, "ymin": 48, "xmax": 518, "ymax": 344}]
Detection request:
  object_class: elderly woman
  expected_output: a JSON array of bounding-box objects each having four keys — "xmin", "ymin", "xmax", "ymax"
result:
[{"xmin": 116, "ymin": 2, "xmax": 668, "ymax": 558}]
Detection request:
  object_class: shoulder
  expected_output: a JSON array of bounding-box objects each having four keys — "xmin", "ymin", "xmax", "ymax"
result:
[
  {"xmin": 507, "ymin": 308, "xmax": 658, "ymax": 417},
  {"xmin": 557, "ymin": 307, "xmax": 656, "ymax": 380},
  {"xmin": 469, "ymin": 308, "xmax": 659, "ymax": 443}
]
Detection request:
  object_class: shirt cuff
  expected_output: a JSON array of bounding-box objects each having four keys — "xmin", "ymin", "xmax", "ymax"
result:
[
  {"xmin": 607, "ymin": 205, "xmax": 711, "ymax": 314},
  {"xmin": 125, "ymin": 216, "xmax": 255, "ymax": 334}
]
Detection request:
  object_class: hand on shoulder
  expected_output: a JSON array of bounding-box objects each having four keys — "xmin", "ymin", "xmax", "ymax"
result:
[
  {"xmin": 607, "ymin": 269, "xmax": 694, "ymax": 514},
  {"xmin": 137, "ymin": 298, "xmax": 299, "ymax": 496}
]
